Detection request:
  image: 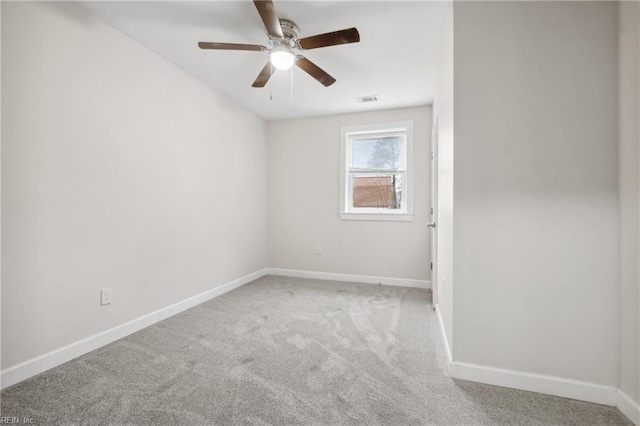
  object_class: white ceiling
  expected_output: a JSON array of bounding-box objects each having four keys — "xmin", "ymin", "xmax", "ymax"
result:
[{"xmin": 77, "ymin": 1, "xmax": 448, "ymax": 121}]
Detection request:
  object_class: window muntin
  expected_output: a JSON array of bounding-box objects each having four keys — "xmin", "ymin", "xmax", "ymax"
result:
[{"xmin": 340, "ymin": 122, "xmax": 414, "ymax": 221}]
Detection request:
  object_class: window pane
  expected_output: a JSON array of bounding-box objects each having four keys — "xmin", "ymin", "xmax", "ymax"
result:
[
  {"xmin": 352, "ymin": 174, "xmax": 403, "ymax": 209},
  {"xmin": 352, "ymin": 136, "xmax": 403, "ymax": 169}
]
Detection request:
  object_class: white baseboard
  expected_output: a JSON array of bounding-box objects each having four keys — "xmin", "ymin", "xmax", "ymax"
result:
[
  {"xmin": 434, "ymin": 304, "xmax": 452, "ymax": 369},
  {"xmin": 0, "ymin": 269, "xmax": 268, "ymax": 390},
  {"xmin": 266, "ymin": 268, "xmax": 430, "ymax": 289},
  {"xmin": 432, "ymin": 308, "xmax": 637, "ymax": 425},
  {"xmin": 448, "ymin": 361, "xmax": 618, "ymax": 407},
  {"xmin": 617, "ymin": 389, "xmax": 640, "ymax": 425}
]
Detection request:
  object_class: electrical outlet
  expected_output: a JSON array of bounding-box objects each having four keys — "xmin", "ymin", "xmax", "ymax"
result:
[
  {"xmin": 316, "ymin": 245, "xmax": 323, "ymax": 255},
  {"xmin": 101, "ymin": 288, "xmax": 112, "ymax": 306}
]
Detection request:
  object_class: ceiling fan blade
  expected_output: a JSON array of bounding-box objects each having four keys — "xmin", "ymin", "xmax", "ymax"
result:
[
  {"xmin": 252, "ymin": 62, "xmax": 274, "ymax": 88},
  {"xmin": 296, "ymin": 56, "xmax": 336, "ymax": 87},
  {"xmin": 298, "ymin": 27, "xmax": 360, "ymax": 50},
  {"xmin": 253, "ymin": 0, "xmax": 283, "ymax": 39},
  {"xmin": 198, "ymin": 42, "xmax": 266, "ymax": 51}
]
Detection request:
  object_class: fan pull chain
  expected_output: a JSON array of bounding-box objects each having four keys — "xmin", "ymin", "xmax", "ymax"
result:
[
  {"xmin": 290, "ymin": 65, "xmax": 294, "ymax": 103},
  {"xmin": 270, "ymin": 62, "xmax": 274, "ymax": 101}
]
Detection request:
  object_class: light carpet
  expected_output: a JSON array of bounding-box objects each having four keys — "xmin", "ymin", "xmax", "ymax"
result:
[{"xmin": 0, "ymin": 275, "xmax": 632, "ymax": 425}]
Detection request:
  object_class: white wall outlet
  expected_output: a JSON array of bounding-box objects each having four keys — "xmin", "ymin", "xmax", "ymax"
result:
[
  {"xmin": 316, "ymin": 245, "xmax": 323, "ymax": 255},
  {"xmin": 100, "ymin": 288, "xmax": 112, "ymax": 306}
]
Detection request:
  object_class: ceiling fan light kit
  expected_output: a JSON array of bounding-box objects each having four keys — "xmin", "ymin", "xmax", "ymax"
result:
[
  {"xmin": 198, "ymin": 0, "xmax": 360, "ymax": 88},
  {"xmin": 269, "ymin": 47, "xmax": 295, "ymax": 70}
]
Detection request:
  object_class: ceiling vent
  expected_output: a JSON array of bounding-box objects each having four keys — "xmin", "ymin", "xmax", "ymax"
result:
[{"xmin": 357, "ymin": 95, "xmax": 379, "ymax": 104}]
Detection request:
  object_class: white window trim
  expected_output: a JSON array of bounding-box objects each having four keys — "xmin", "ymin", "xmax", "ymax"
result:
[{"xmin": 339, "ymin": 121, "xmax": 414, "ymax": 222}]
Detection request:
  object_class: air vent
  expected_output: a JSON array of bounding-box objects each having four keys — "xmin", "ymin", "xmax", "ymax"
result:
[{"xmin": 357, "ymin": 95, "xmax": 379, "ymax": 104}]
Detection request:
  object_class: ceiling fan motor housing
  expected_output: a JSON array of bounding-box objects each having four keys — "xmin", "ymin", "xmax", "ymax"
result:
[{"xmin": 278, "ymin": 19, "xmax": 299, "ymax": 46}]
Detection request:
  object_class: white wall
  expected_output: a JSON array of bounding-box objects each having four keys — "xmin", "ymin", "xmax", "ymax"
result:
[
  {"xmin": 618, "ymin": 0, "xmax": 640, "ymax": 410},
  {"xmin": 432, "ymin": 2, "xmax": 454, "ymax": 356},
  {"xmin": 0, "ymin": 1, "xmax": 3, "ymax": 375},
  {"xmin": 267, "ymin": 106, "xmax": 431, "ymax": 282},
  {"xmin": 1, "ymin": 2, "xmax": 267, "ymax": 370},
  {"xmin": 452, "ymin": 0, "xmax": 618, "ymax": 387}
]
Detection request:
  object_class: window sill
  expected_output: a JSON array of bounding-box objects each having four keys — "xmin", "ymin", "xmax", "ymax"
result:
[{"xmin": 339, "ymin": 213, "xmax": 414, "ymax": 222}]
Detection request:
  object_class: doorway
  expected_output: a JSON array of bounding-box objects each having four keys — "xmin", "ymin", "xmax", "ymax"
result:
[{"xmin": 429, "ymin": 116, "xmax": 439, "ymax": 309}]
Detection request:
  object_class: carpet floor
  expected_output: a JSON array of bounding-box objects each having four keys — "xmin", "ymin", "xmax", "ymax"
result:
[{"xmin": 0, "ymin": 275, "xmax": 633, "ymax": 425}]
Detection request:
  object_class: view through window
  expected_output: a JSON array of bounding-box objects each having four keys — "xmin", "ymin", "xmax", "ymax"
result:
[{"xmin": 340, "ymin": 122, "xmax": 414, "ymax": 221}]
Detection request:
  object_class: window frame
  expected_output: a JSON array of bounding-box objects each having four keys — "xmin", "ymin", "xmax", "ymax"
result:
[{"xmin": 339, "ymin": 121, "xmax": 414, "ymax": 221}]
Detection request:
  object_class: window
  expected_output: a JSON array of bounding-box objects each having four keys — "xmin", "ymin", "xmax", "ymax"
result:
[{"xmin": 340, "ymin": 121, "xmax": 414, "ymax": 221}]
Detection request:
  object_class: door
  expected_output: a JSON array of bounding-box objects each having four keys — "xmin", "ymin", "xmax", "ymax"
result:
[{"xmin": 429, "ymin": 116, "xmax": 439, "ymax": 309}]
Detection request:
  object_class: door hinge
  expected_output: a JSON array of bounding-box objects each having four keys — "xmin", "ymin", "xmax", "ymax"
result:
[
  {"xmin": 430, "ymin": 207, "xmax": 433, "ymax": 215},
  {"xmin": 430, "ymin": 262, "xmax": 433, "ymax": 270}
]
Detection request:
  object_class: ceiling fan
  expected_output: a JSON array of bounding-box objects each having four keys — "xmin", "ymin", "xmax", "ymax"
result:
[{"xmin": 198, "ymin": 0, "xmax": 360, "ymax": 88}]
